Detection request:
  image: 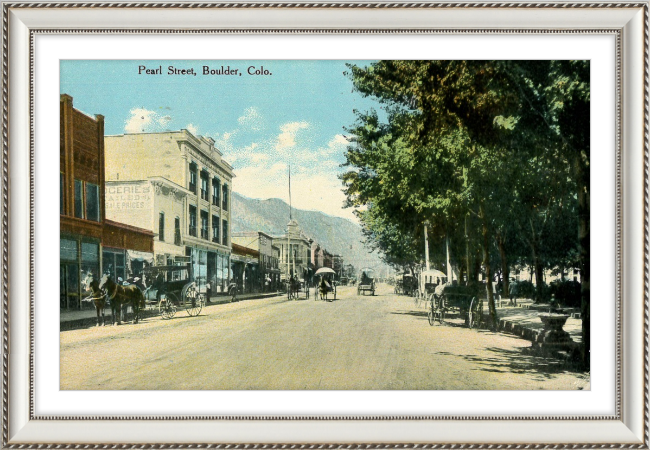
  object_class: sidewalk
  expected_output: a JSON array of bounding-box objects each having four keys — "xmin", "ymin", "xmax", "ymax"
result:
[
  {"xmin": 60, "ymin": 291, "xmax": 284, "ymax": 331},
  {"xmin": 484, "ymin": 298, "xmax": 583, "ymax": 360}
]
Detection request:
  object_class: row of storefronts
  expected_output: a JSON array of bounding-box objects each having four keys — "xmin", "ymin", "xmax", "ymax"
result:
[{"xmin": 61, "ymin": 93, "xmax": 344, "ymax": 309}]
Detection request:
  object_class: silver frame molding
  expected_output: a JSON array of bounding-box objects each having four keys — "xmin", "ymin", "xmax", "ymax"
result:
[{"xmin": 1, "ymin": 1, "xmax": 647, "ymax": 447}]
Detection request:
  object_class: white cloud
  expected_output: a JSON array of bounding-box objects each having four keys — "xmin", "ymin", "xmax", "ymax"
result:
[
  {"xmin": 124, "ymin": 108, "xmax": 166, "ymax": 133},
  {"xmin": 186, "ymin": 123, "xmax": 199, "ymax": 135},
  {"xmin": 124, "ymin": 108, "xmax": 179, "ymax": 134},
  {"xmin": 158, "ymin": 115, "xmax": 172, "ymax": 128},
  {"xmin": 276, "ymin": 121, "xmax": 309, "ymax": 151},
  {"xmin": 237, "ymin": 107, "xmax": 264, "ymax": 132}
]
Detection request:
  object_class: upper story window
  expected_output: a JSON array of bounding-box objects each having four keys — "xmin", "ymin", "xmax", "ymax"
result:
[
  {"xmin": 200, "ymin": 210, "xmax": 209, "ymax": 240},
  {"xmin": 189, "ymin": 205, "xmax": 197, "ymax": 237},
  {"xmin": 85, "ymin": 183, "xmax": 100, "ymax": 222},
  {"xmin": 222, "ymin": 219, "xmax": 228, "ymax": 245},
  {"xmin": 212, "ymin": 178, "xmax": 220, "ymax": 206},
  {"xmin": 222, "ymin": 184, "xmax": 228, "ymax": 211},
  {"xmin": 159, "ymin": 212, "xmax": 165, "ymax": 242},
  {"xmin": 74, "ymin": 179, "xmax": 84, "ymax": 219},
  {"xmin": 74, "ymin": 180, "xmax": 100, "ymax": 222},
  {"xmin": 189, "ymin": 162, "xmax": 198, "ymax": 194},
  {"xmin": 212, "ymin": 215, "xmax": 220, "ymax": 243},
  {"xmin": 174, "ymin": 217, "xmax": 181, "ymax": 245},
  {"xmin": 200, "ymin": 171, "xmax": 209, "ymax": 201},
  {"xmin": 60, "ymin": 173, "xmax": 64, "ymax": 215}
]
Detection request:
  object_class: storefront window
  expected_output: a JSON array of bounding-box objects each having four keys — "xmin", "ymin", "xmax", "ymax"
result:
[
  {"xmin": 60, "ymin": 239, "xmax": 78, "ymax": 261},
  {"xmin": 81, "ymin": 241, "xmax": 100, "ymax": 286}
]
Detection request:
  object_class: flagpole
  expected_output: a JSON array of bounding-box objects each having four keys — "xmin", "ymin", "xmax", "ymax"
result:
[{"xmin": 287, "ymin": 165, "xmax": 291, "ymax": 285}]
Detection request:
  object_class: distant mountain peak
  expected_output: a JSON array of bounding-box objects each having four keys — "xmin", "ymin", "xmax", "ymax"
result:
[{"xmin": 231, "ymin": 191, "xmax": 384, "ymax": 271}]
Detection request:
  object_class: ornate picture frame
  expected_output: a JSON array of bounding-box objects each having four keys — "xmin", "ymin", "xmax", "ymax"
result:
[{"xmin": 2, "ymin": 1, "xmax": 648, "ymax": 447}]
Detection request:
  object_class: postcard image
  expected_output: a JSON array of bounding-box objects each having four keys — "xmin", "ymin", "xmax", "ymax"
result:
[{"xmin": 59, "ymin": 59, "xmax": 591, "ymax": 391}]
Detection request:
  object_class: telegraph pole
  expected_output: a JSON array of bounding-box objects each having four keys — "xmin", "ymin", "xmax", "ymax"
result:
[{"xmin": 423, "ymin": 221, "xmax": 430, "ymax": 271}]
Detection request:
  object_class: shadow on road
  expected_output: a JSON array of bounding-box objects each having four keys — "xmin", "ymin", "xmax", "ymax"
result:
[
  {"xmin": 390, "ymin": 310, "xmax": 428, "ymax": 318},
  {"xmin": 442, "ymin": 346, "xmax": 587, "ymax": 380}
]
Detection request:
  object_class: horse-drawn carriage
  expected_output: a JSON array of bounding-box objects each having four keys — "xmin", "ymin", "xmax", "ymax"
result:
[
  {"xmin": 357, "ymin": 269, "xmax": 376, "ymax": 296},
  {"xmin": 394, "ymin": 273, "xmax": 417, "ymax": 296},
  {"xmin": 142, "ymin": 264, "xmax": 207, "ymax": 319},
  {"xmin": 287, "ymin": 277, "xmax": 310, "ymax": 300},
  {"xmin": 415, "ymin": 269, "xmax": 447, "ymax": 307},
  {"xmin": 315, "ymin": 267, "xmax": 336, "ymax": 301},
  {"xmin": 427, "ymin": 284, "xmax": 480, "ymax": 328}
]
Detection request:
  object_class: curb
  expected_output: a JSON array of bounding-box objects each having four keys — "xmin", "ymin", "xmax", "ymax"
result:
[
  {"xmin": 61, "ymin": 292, "xmax": 284, "ymax": 331},
  {"xmin": 497, "ymin": 317, "xmax": 581, "ymax": 364},
  {"xmin": 60, "ymin": 308, "xmax": 160, "ymax": 331}
]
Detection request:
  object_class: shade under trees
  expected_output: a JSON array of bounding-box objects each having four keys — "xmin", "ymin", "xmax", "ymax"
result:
[{"xmin": 341, "ymin": 60, "xmax": 589, "ymax": 367}]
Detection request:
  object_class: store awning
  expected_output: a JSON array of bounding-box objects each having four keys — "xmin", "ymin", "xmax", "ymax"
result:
[{"xmin": 127, "ymin": 250, "xmax": 154, "ymax": 264}]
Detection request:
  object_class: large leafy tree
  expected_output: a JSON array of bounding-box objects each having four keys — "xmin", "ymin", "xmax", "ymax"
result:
[{"xmin": 342, "ymin": 60, "xmax": 588, "ymax": 364}]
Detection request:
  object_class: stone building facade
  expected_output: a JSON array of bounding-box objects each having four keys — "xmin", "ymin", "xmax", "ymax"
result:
[{"xmin": 104, "ymin": 130, "xmax": 234, "ymax": 293}]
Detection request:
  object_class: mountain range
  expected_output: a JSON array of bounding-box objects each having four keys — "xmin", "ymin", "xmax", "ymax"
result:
[{"xmin": 231, "ymin": 192, "xmax": 385, "ymax": 272}]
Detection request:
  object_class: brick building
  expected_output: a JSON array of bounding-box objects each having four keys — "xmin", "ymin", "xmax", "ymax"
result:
[{"xmin": 60, "ymin": 94, "xmax": 154, "ymax": 310}]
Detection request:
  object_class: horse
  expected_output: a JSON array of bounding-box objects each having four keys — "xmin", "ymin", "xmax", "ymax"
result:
[
  {"xmin": 81, "ymin": 274, "xmax": 107, "ymax": 326},
  {"xmin": 319, "ymin": 278, "xmax": 331, "ymax": 301},
  {"xmin": 99, "ymin": 274, "xmax": 145, "ymax": 325}
]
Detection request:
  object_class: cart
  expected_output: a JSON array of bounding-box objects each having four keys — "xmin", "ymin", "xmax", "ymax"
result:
[
  {"xmin": 427, "ymin": 284, "xmax": 480, "ymax": 328},
  {"xmin": 357, "ymin": 268, "xmax": 376, "ymax": 296},
  {"xmin": 142, "ymin": 264, "xmax": 207, "ymax": 319}
]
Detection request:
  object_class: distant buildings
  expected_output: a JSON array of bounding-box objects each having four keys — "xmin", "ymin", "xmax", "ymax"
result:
[
  {"xmin": 272, "ymin": 220, "xmax": 313, "ymax": 282},
  {"xmin": 60, "ymin": 94, "xmax": 154, "ymax": 310},
  {"xmin": 104, "ymin": 130, "xmax": 235, "ymax": 294},
  {"xmin": 232, "ymin": 231, "xmax": 280, "ymax": 292}
]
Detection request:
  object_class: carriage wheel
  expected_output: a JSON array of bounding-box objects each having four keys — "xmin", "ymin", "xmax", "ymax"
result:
[
  {"xmin": 159, "ymin": 294, "xmax": 177, "ymax": 320},
  {"xmin": 185, "ymin": 294, "xmax": 205, "ymax": 317},
  {"xmin": 438, "ymin": 309, "xmax": 445, "ymax": 324},
  {"xmin": 428, "ymin": 310, "xmax": 435, "ymax": 326},
  {"xmin": 185, "ymin": 288, "xmax": 203, "ymax": 317}
]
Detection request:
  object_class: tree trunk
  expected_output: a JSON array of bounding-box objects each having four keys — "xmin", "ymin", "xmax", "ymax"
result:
[
  {"xmin": 480, "ymin": 204, "xmax": 497, "ymax": 330},
  {"xmin": 575, "ymin": 152, "xmax": 590, "ymax": 369},
  {"xmin": 529, "ymin": 218, "xmax": 545, "ymax": 302},
  {"xmin": 496, "ymin": 232, "xmax": 510, "ymax": 297}
]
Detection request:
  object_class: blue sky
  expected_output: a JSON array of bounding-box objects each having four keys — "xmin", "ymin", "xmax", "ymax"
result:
[{"xmin": 61, "ymin": 60, "xmax": 384, "ymax": 222}]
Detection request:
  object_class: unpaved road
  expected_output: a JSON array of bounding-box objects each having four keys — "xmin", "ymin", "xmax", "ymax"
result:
[{"xmin": 60, "ymin": 284, "xmax": 589, "ymax": 390}]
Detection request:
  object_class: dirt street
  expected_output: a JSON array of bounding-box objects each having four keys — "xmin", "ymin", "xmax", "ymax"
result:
[{"xmin": 60, "ymin": 284, "xmax": 589, "ymax": 390}]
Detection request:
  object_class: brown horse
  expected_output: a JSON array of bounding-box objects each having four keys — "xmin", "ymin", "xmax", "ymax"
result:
[
  {"xmin": 82, "ymin": 274, "xmax": 107, "ymax": 326},
  {"xmin": 99, "ymin": 274, "xmax": 145, "ymax": 325}
]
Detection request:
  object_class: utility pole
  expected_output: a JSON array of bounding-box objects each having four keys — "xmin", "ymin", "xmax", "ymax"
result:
[
  {"xmin": 287, "ymin": 165, "xmax": 291, "ymax": 283},
  {"xmin": 446, "ymin": 235, "xmax": 452, "ymax": 282},
  {"xmin": 423, "ymin": 221, "xmax": 430, "ymax": 271},
  {"xmin": 465, "ymin": 215, "xmax": 470, "ymax": 286}
]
